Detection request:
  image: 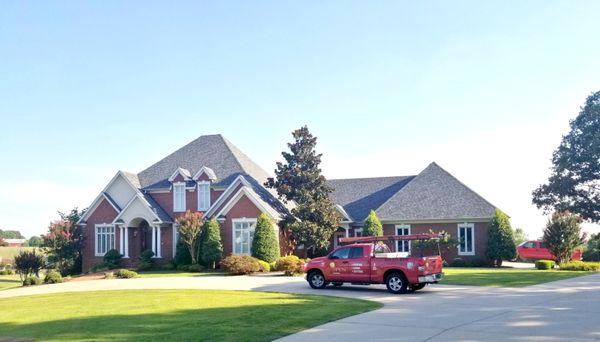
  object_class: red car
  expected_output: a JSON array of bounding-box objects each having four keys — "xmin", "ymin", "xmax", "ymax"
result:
[
  {"xmin": 304, "ymin": 234, "xmax": 444, "ymax": 294},
  {"xmin": 517, "ymin": 240, "xmax": 583, "ymax": 261}
]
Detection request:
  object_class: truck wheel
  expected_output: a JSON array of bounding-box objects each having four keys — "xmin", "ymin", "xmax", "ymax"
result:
[
  {"xmin": 332, "ymin": 282, "xmax": 343, "ymax": 287},
  {"xmin": 412, "ymin": 283, "xmax": 426, "ymax": 291},
  {"xmin": 308, "ymin": 270, "xmax": 327, "ymax": 289},
  {"xmin": 386, "ymin": 272, "xmax": 408, "ymax": 294}
]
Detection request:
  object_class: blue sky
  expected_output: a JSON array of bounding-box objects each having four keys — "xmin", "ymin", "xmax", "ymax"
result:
[{"xmin": 1, "ymin": 1, "xmax": 599, "ymax": 238}]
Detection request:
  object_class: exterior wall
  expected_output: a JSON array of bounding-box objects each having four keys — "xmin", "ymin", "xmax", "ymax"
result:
[
  {"xmin": 82, "ymin": 198, "xmax": 119, "ymax": 272},
  {"xmin": 148, "ymin": 186, "xmax": 221, "ymax": 220},
  {"xmin": 382, "ymin": 221, "xmax": 490, "ymax": 261},
  {"xmin": 221, "ymin": 194, "xmax": 263, "ymax": 256}
]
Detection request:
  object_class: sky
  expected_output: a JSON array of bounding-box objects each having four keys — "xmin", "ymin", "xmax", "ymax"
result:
[{"xmin": 1, "ymin": 1, "xmax": 599, "ymax": 239}]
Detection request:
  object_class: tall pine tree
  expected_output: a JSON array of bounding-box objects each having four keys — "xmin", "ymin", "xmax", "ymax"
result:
[
  {"xmin": 363, "ymin": 210, "xmax": 383, "ymax": 236},
  {"xmin": 251, "ymin": 213, "xmax": 280, "ymax": 263},
  {"xmin": 485, "ymin": 209, "xmax": 517, "ymax": 267},
  {"xmin": 266, "ymin": 126, "xmax": 341, "ymax": 257}
]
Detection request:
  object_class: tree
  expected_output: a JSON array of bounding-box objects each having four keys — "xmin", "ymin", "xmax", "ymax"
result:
[
  {"xmin": 200, "ymin": 218, "xmax": 223, "ymax": 269},
  {"xmin": 485, "ymin": 209, "xmax": 517, "ymax": 267},
  {"xmin": 251, "ymin": 213, "xmax": 280, "ymax": 263},
  {"xmin": 176, "ymin": 210, "xmax": 204, "ymax": 264},
  {"xmin": 14, "ymin": 250, "xmax": 45, "ymax": 283},
  {"xmin": 543, "ymin": 211, "xmax": 586, "ymax": 264},
  {"xmin": 266, "ymin": 126, "xmax": 341, "ymax": 257},
  {"xmin": 0, "ymin": 236, "xmax": 7, "ymax": 247},
  {"xmin": 513, "ymin": 227, "xmax": 528, "ymax": 245},
  {"xmin": 43, "ymin": 208, "xmax": 86, "ymax": 275},
  {"xmin": 0, "ymin": 229, "xmax": 24, "ymax": 239},
  {"xmin": 363, "ymin": 210, "xmax": 383, "ymax": 236},
  {"xmin": 27, "ymin": 236, "xmax": 43, "ymax": 247},
  {"xmin": 583, "ymin": 233, "xmax": 600, "ymax": 261},
  {"xmin": 533, "ymin": 91, "xmax": 600, "ymax": 222}
]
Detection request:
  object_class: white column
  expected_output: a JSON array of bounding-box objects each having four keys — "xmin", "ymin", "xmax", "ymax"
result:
[
  {"xmin": 119, "ymin": 227, "xmax": 125, "ymax": 255},
  {"xmin": 151, "ymin": 226, "xmax": 156, "ymax": 257},
  {"xmin": 124, "ymin": 227, "xmax": 129, "ymax": 258},
  {"xmin": 156, "ymin": 225, "xmax": 162, "ymax": 258}
]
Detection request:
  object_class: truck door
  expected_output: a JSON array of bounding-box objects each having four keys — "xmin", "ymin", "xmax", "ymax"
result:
[
  {"xmin": 344, "ymin": 246, "xmax": 370, "ymax": 282},
  {"xmin": 325, "ymin": 247, "xmax": 351, "ymax": 281}
]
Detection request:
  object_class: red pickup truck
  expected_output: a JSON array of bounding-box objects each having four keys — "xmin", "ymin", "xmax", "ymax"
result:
[
  {"xmin": 517, "ymin": 240, "xmax": 583, "ymax": 261},
  {"xmin": 304, "ymin": 234, "xmax": 444, "ymax": 294}
]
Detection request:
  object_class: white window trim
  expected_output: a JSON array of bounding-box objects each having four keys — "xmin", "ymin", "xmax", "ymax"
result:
[
  {"xmin": 232, "ymin": 218, "xmax": 257, "ymax": 256},
  {"xmin": 173, "ymin": 182, "xmax": 186, "ymax": 212},
  {"xmin": 354, "ymin": 228, "xmax": 363, "ymax": 237},
  {"xmin": 197, "ymin": 181, "xmax": 211, "ymax": 211},
  {"xmin": 95, "ymin": 224, "xmax": 115, "ymax": 257},
  {"xmin": 172, "ymin": 223, "xmax": 179, "ymax": 258},
  {"xmin": 457, "ymin": 223, "xmax": 475, "ymax": 256},
  {"xmin": 395, "ymin": 224, "xmax": 411, "ymax": 252}
]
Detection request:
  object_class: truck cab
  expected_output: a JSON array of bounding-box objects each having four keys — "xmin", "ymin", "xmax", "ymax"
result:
[{"xmin": 304, "ymin": 234, "xmax": 444, "ymax": 294}]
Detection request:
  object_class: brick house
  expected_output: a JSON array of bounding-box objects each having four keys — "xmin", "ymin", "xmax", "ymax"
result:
[{"xmin": 79, "ymin": 134, "xmax": 498, "ymax": 271}]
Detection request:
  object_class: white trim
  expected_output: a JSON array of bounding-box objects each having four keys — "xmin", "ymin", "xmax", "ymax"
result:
[
  {"xmin": 193, "ymin": 166, "xmax": 217, "ymax": 181},
  {"xmin": 205, "ymin": 175, "xmax": 252, "ymax": 217},
  {"xmin": 380, "ymin": 218, "xmax": 491, "ymax": 224},
  {"xmin": 197, "ymin": 181, "xmax": 211, "ymax": 211},
  {"xmin": 172, "ymin": 223, "xmax": 179, "ymax": 258},
  {"xmin": 395, "ymin": 224, "xmax": 411, "ymax": 252},
  {"xmin": 173, "ymin": 182, "xmax": 186, "ymax": 212},
  {"xmin": 232, "ymin": 218, "xmax": 257, "ymax": 255},
  {"xmin": 168, "ymin": 167, "xmax": 192, "ymax": 182},
  {"xmin": 457, "ymin": 222, "xmax": 475, "ymax": 256},
  {"xmin": 214, "ymin": 186, "xmax": 280, "ymax": 220},
  {"xmin": 335, "ymin": 205, "xmax": 354, "ymax": 222},
  {"xmin": 354, "ymin": 228, "xmax": 363, "ymax": 237},
  {"xmin": 94, "ymin": 224, "xmax": 115, "ymax": 257},
  {"xmin": 124, "ymin": 227, "xmax": 129, "ymax": 258},
  {"xmin": 112, "ymin": 193, "xmax": 162, "ymax": 224}
]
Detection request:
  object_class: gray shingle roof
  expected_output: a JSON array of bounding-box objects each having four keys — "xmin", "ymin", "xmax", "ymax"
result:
[
  {"xmin": 375, "ymin": 162, "xmax": 496, "ymax": 221},
  {"xmin": 141, "ymin": 193, "xmax": 173, "ymax": 223},
  {"xmin": 327, "ymin": 176, "xmax": 415, "ymax": 222},
  {"xmin": 137, "ymin": 134, "xmax": 271, "ymax": 189}
]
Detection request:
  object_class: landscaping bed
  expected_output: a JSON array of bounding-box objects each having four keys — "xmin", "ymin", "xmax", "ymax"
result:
[
  {"xmin": 0, "ymin": 290, "xmax": 381, "ymax": 341},
  {"xmin": 442, "ymin": 267, "xmax": 593, "ymax": 287}
]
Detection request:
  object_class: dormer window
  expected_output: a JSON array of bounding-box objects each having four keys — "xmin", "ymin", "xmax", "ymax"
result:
[
  {"xmin": 173, "ymin": 182, "xmax": 186, "ymax": 212},
  {"xmin": 197, "ymin": 181, "xmax": 211, "ymax": 211}
]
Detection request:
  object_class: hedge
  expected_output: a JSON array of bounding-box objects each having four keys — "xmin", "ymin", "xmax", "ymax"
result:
[{"xmin": 535, "ymin": 260, "xmax": 555, "ymax": 270}]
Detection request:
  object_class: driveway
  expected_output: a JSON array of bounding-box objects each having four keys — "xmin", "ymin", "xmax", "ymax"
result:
[{"xmin": 1, "ymin": 273, "xmax": 599, "ymax": 341}]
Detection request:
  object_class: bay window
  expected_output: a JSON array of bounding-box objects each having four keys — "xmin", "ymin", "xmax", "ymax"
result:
[{"xmin": 95, "ymin": 224, "xmax": 115, "ymax": 256}]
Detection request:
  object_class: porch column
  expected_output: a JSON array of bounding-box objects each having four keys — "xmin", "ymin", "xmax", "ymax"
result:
[
  {"xmin": 119, "ymin": 226, "xmax": 125, "ymax": 255},
  {"xmin": 156, "ymin": 225, "xmax": 162, "ymax": 258},
  {"xmin": 151, "ymin": 226, "xmax": 157, "ymax": 257},
  {"xmin": 124, "ymin": 227, "xmax": 129, "ymax": 258}
]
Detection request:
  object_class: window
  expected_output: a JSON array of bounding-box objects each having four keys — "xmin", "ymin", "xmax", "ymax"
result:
[
  {"xmin": 458, "ymin": 223, "xmax": 475, "ymax": 255},
  {"xmin": 197, "ymin": 182, "xmax": 211, "ymax": 211},
  {"xmin": 233, "ymin": 219, "xmax": 256, "ymax": 255},
  {"xmin": 395, "ymin": 224, "xmax": 411, "ymax": 252},
  {"xmin": 349, "ymin": 247, "xmax": 364, "ymax": 259},
  {"xmin": 173, "ymin": 182, "xmax": 186, "ymax": 212},
  {"xmin": 520, "ymin": 241, "xmax": 535, "ymax": 249},
  {"xmin": 354, "ymin": 228, "xmax": 363, "ymax": 237},
  {"xmin": 539, "ymin": 242, "xmax": 547, "ymax": 249},
  {"xmin": 330, "ymin": 247, "xmax": 351, "ymax": 259},
  {"xmin": 95, "ymin": 225, "xmax": 115, "ymax": 256}
]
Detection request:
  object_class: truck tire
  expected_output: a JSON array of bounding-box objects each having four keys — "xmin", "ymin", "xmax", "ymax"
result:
[
  {"xmin": 411, "ymin": 283, "xmax": 426, "ymax": 291},
  {"xmin": 386, "ymin": 272, "xmax": 408, "ymax": 294},
  {"xmin": 307, "ymin": 270, "xmax": 327, "ymax": 289},
  {"xmin": 332, "ymin": 282, "xmax": 343, "ymax": 287}
]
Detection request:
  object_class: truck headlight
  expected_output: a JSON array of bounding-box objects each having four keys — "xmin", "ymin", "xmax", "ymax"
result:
[{"xmin": 417, "ymin": 266, "xmax": 425, "ymax": 272}]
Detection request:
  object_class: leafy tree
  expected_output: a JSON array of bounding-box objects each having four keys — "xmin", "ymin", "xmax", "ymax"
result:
[
  {"xmin": 14, "ymin": 250, "xmax": 45, "ymax": 283},
  {"xmin": 200, "ymin": 218, "xmax": 223, "ymax": 269},
  {"xmin": 0, "ymin": 237, "xmax": 7, "ymax": 247},
  {"xmin": 533, "ymin": 91, "xmax": 600, "ymax": 222},
  {"xmin": 266, "ymin": 126, "xmax": 341, "ymax": 257},
  {"xmin": 251, "ymin": 213, "xmax": 280, "ymax": 263},
  {"xmin": 543, "ymin": 211, "xmax": 586, "ymax": 264},
  {"xmin": 513, "ymin": 227, "xmax": 528, "ymax": 245},
  {"xmin": 583, "ymin": 233, "xmax": 600, "ymax": 261},
  {"xmin": 176, "ymin": 210, "xmax": 204, "ymax": 264},
  {"xmin": 0, "ymin": 229, "xmax": 25, "ymax": 239},
  {"xmin": 43, "ymin": 208, "xmax": 86, "ymax": 275},
  {"xmin": 485, "ymin": 209, "xmax": 517, "ymax": 267},
  {"xmin": 27, "ymin": 236, "xmax": 43, "ymax": 247},
  {"xmin": 363, "ymin": 210, "xmax": 383, "ymax": 236}
]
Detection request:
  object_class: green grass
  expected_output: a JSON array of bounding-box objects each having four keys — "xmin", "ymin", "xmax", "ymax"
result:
[
  {"xmin": 442, "ymin": 267, "xmax": 593, "ymax": 287},
  {"xmin": 0, "ymin": 247, "xmax": 41, "ymax": 263},
  {"xmin": 0, "ymin": 290, "xmax": 381, "ymax": 341},
  {"xmin": 136, "ymin": 270, "xmax": 225, "ymax": 278},
  {"xmin": 0, "ymin": 274, "xmax": 21, "ymax": 291}
]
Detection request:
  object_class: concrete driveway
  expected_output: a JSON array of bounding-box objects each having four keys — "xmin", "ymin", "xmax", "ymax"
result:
[{"xmin": 1, "ymin": 273, "xmax": 599, "ymax": 341}]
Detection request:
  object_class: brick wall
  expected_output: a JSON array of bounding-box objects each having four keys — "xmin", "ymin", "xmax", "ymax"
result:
[{"xmin": 82, "ymin": 198, "xmax": 118, "ymax": 272}]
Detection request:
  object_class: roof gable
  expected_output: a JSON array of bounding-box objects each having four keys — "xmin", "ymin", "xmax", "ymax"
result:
[{"xmin": 375, "ymin": 162, "xmax": 496, "ymax": 221}]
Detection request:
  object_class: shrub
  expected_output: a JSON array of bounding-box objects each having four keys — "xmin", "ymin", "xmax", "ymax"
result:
[
  {"xmin": 543, "ymin": 211, "xmax": 585, "ymax": 264},
  {"xmin": 115, "ymin": 269, "xmax": 139, "ymax": 278},
  {"xmin": 176, "ymin": 264, "xmax": 205, "ymax": 272},
  {"xmin": 257, "ymin": 260, "xmax": 270, "ymax": 272},
  {"xmin": 44, "ymin": 270, "xmax": 63, "ymax": 284},
  {"xmin": 161, "ymin": 262, "xmax": 176, "ymax": 270},
  {"xmin": 467, "ymin": 258, "xmax": 489, "ymax": 267},
  {"xmin": 275, "ymin": 255, "xmax": 304, "ymax": 276},
  {"xmin": 201, "ymin": 218, "xmax": 223, "ymax": 269},
  {"xmin": 485, "ymin": 209, "xmax": 517, "ymax": 267},
  {"xmin": 220, "ymin": 255, "xmax": 262, "ymax": 275},
  {"xmin": 104, "ymin": 271, "xmax": 114, "ymax": 279},
  {"xmin": 174, "ymin": 241, "xmax": 193, "ymax": 266},
  {"xmin": 363, "ymin": 210, "xmax": 383, "ymax": 236},
  {"xmin": 251, "ymin": 214, "xmax": 280, "ymax": 263},
  {"xmin": 0, "ymin": 269, "xmax": 14, "ymax": 275},
  {"xmin": 23, "ymin": 276, "xmax": 43, "ymax": 286},
  {"xmin": 582, "ymin": 233, "xmax": 600, "ymax": 261},
  {"xmin": 14, "ymin": 250, "xmax": 45, "ymax": 283},
  {"xmin": 450, "ymin": 258, "xmax": 467, "ymax": 267},
  {"xmin": 137, "ymin": 249, "xmax": 154, "ymax": 271},
  {"xmin": 535, "ymin": 260, "xmax": 556, "ymax": 270},
  {"xmin": 90, "ymin": 263, "xmax": 109, "ymax": 273},
  {"xmin": 559, "ymin": 261, "xmax": 600, "ymax": 271},
  {"xmin": 269, "ymin": 261, "xmax": 278, "ymax": 271},
  {"xmin": 103, "ymin": 249, "xmax": 122, "ymax": 269}
]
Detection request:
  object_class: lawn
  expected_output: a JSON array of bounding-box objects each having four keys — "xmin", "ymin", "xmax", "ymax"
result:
[
  {"xmin": 442, "ymin": 267, "xmax": 593, "ymax": 287},
  {"xmin": 0, "ymin": 290, "xmax": 381, "ymax": 341},
  {"xmin": 0, "ymin": 274, "xmax": 21, "ymax": 291},
  {"xmin": 136, "ymin": 270, "xmax": 225, "ymax": 278},
  {"xmin": 0, "ymin": 247, "xmax": 42, "ymax": 263}
]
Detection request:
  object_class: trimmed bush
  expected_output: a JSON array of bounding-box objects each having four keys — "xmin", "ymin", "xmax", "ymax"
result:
[
  {"xmin": 269, "ymin": 261, "xmax": 277, "ymax": 271},
  {"xmin": 103, "ymin": 249, "xmax": 122, "ymax": 269},
  {"xmin": 104, "ymin": 271, "xmax": 114, "ymax": 279},
  {"xmin": 44, "ymin": 270, "xmax": 63, "ymax": 284},
  {"xmin": 174, "ymin": 241, "xmax": 193, "ymax": 266},
  {"xmin": 0, "ymin": 269, "xmax": 14, "ymax": 275},
  {"xmin": 257, "ymin": 260, "xmax": 270, "ymax": 272},
  {"xmin": 485, "ymin": 209, "xmax": 517, "ymax": 267},
  {"xmin": 201, "ymin": 219, "xmax": 223, "ymax": 269},
  {"xmin": 251, "ymin": 214, "xmax": 280, "ymax": 263},
  {"xmin": 275, "ymin": 255, "xmax": 305, "ymax": 276},
  {"xmin": 220, "ymin": 256, "xmax": 262, "ymax": 275},
  {"xmin": 161, "ymin": 262, "xmax": 176, "ymax": 270},
  {"xmin": 559, "ymin": 261, "xmax": 600, "ymax": 271},
  {"xmin": 450, "ymin": 258, "xmax": 467, "ymax": 267},
  {"xmin": 176, "ymin": 264, "xmax": 205, "ymax": 272},
  {"xmin": 14, "ymin": 250, "xmax": 45, "ymax": 282},
  {"xmin": 363, "ymin": 210, "xmax": 383, "ymax": 236},
  {"xmin": 23, "ymin": 276, "xmax": 43, "ymax": 286},
  {"xmin": 535, "ymin": 260, "xmax": 556, "ymax": 270},
  {"xmin": 115, "ymin": 269, "xmax": 139, "ymax": 278},
  {"xmin": 137, "ymin": 249, "xmax": 154, "ymax": 271}
]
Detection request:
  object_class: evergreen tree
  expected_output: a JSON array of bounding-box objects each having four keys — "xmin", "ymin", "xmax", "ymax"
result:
[
  {"xmin": 266, "ymin": 126, "xmax": 341, "ymax": 257},
  {"xmin": 363, "ymin": 210, "xmax": 383, "ymax": 236},
  {"xmin": 251, "ymin": 213, "xmax": 280, "ymax": 263},
  {"xmin": 543, "ymin": 211, "xmax": 585, "ymax": 264},
  {"xmin": 485, "ymin": 209, "xmax": 517, "ymax": 267},
  {"xmin": 533, "ymin": 90, "xmax": 600, "ymax": 222},
  {"xmin": 200, "ymin": 218, "xmax": 223, "ymax": 269}
]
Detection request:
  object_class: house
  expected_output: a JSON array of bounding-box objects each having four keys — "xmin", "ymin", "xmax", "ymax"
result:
[
  {"xmin": 4, "ymin": 238, "xmax": 26, "ymax": 247},
  {"xmin": 79, "ymin": 134, "xmax": 498, "ymax": 271}
]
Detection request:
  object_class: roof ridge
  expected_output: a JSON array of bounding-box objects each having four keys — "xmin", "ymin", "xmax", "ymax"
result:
[
  {"xmin": 220, "ymin": 135, "xmax": 270, "ymax": 181},
  {"xmin": 328, "ymin": 175, "xmax": 414, "ymax": 181}
]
